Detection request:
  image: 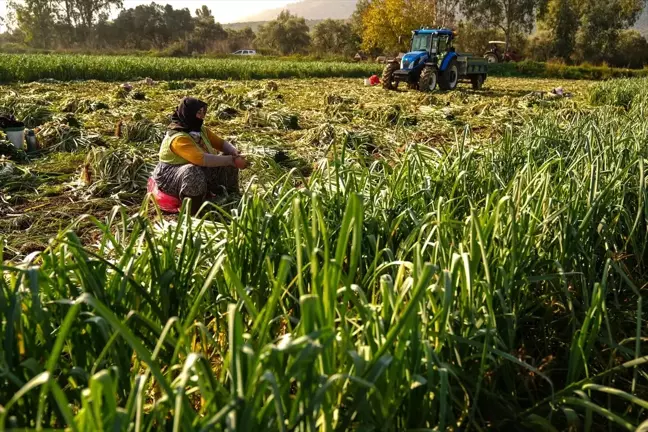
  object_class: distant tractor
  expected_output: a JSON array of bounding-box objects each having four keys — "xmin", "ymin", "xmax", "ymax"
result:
[
  {"xmin": 483, "ymin": 41, "xmax": 521, "ymax": 63},
  {"xmin": 353, "ymin": 52, "xmax": 367, "ymax": 62},
  {"xmin": 381, "ymin": 28, "xmax": 488, "ymax": 92}
]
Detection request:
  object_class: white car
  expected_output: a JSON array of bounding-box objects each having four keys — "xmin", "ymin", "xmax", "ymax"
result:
[{"xmin": 233, "ymin": 50, "xmax": 257, "ymax": 56}]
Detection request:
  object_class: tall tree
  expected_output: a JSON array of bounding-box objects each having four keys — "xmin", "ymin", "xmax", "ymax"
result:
[
  {"xmin": 573, "ymin": 0, "xmax": 646, "ymax": 63},
  {"xmin": 50, "ymin": 0, "xmax": 122, "ymax": 43},
  {"xmin": 351, "ymin": 0, "xmax": 371, "ymax": 38},
  {"xmin": 163, "ymin": 4, "xmax": 194, "ymax": 40},
  {"xmin": 460, "ymin": 0, "xmax": 538, "ymax": 50},
  {"xmin": 113, "ymin": 3, "xmax": 168, "ymax": 49},
  {"xmin": 189, "ymin": 4, "xmax": 227, "ymax": 52},
  {"xmin": 613, "ymin": 29, "xmax": 648, "ymax": 68},
  {"xmin": 436, "ymin": 0, "xmax": 458, "ymax": 26},
  {"xmin": 60, "ymin": 0, "xmax": 80, "ymax": 27},
  {"xmin": 537, "ymin": 0, "xmax": 577, "ymax": 60},
  {"xmin": 66, "ymin": 0, "xmax": 123, "ymax": 29},
  {"xmin": 8, "ymin": 0, "xmax": 57, "ymax": 48},
  {"xmin": 195, "ymin": 5, "xmax": 212, "ymax": 19},
  {"xmin": 361, "ymin": 0, "xmax": 446, "ymax": 53},
  {"xmin": 255, "ymin": 11, "xmax": 311, "ymax": 55},
  {"xmin": 226, "ymin": 27, "xmax": 256, "ymax": 52},
  {"xmin": 537, "ymin": 0, "xmax": 646, "ymax": 62},
  {"xmin": 312, "ymin": 19, "xmax": 357, "ymax": 56}
]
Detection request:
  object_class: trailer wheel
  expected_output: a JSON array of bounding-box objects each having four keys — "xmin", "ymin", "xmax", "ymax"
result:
[
  {"xmin": 438, "ymin": 59, "xmax": 459, "ymax": 91},
  {"xmin": 471, "ymin": 74, "xmax": 484, "ymax": 90},
  {"xmin": 418, "ymin": 66, "xmax": 437, "ymax": 92},
  {"xmin": 382, "ymin": 61, "xmax": 399, "ymax": 90}
]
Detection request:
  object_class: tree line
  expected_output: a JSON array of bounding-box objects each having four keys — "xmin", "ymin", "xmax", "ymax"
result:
[
  {"xmin": 2, "ymin": 0, "xmax": 648, "ymax": 68},
  {"xmin": 3, "ymin": 1, "xmax": 257, "ymax": 55}
]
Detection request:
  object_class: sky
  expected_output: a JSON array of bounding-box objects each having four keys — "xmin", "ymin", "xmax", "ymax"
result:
[{"xmin": 0, "ymin": 0, "xmax": 302, "ymax": 30}]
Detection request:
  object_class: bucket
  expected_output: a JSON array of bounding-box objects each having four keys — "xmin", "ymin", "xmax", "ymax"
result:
[
  {"xmin": 4, "ymin": 127, "xmax": 25, "ymax": 149},
  {"xmin": 364, "ymin": 78, "xmax": 370, "ymax": 86}
]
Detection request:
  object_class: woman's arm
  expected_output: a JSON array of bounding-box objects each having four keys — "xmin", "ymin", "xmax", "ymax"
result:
[
  {"xmin": 223, "ymin": 141, "xmax": 239, "ymax": 156},
  {"xmin": 170, "ymin": 134, "xmax": 244, "ymax": 168},
  {"xmin": 203, "ymin": 154, "xmax": 235, "ymax": 167},
  {"xmin": 171, "ymin": 137, "xmax": 235, "ymax": 167},
  {"xmin": 206, "ymin": 129, "xmax": 239, "ymax": 155}
]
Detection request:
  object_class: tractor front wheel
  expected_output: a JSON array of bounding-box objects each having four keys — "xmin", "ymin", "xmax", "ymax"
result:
[
  {"xmin": 418, "ymin": 66, "xmax": 438, "ymax": 92},
  {"xmin": 382, "ymin": 62, "xmax": 399, "ymax": 90},
  {"xmin": 438, "ymin": 59, "xmax": 459, "ymax": 91}
]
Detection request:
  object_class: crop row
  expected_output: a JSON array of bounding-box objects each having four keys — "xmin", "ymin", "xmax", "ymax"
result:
[
  {"xmin": 2, "ymin": 54, "xmax": 648, "ymax": 83},
  {"xmin": 0, "ymin": 54, "xmax": 380, "ymax": 83}
]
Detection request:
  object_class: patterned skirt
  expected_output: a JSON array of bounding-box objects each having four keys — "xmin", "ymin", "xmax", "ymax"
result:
[{"xmin": 152, "ymin": 162, "xmax": 239, "ymax": 198}]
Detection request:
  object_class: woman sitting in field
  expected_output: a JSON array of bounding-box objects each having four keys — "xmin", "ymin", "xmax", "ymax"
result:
[{"xmin": 152, "ymin": 97, "xmax": 248, "ymax": 214}]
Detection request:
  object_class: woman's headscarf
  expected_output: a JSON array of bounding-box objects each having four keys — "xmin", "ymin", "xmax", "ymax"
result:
[{"xmin": 168, "ymin": 97, "xmax": 208, "ymax": 133}]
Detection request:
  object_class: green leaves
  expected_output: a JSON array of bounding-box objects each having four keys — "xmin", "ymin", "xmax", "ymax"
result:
[
  {"xmin": 2, "ymin": 81, "xmax": 648, "ymax": 431},
  {"xmin": 0, "ymin": 54, "xmax": 380, "ymax": 83}
]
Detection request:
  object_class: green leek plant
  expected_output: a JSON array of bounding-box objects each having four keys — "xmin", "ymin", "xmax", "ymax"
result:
[{"xmin": 1, "ymin": 81, "xmax": 648, "ymax": 430}]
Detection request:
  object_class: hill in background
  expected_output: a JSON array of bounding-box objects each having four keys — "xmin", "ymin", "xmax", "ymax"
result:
[
  {"xmin": 240, "ymin": 0, "xmax": 358, "ymax": 22},
  {"xmin": 223, "ymin": 19, "xmax": 324, "ymax": 32}
]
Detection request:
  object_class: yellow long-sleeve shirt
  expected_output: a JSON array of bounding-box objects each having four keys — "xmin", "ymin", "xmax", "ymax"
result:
[{"xmin": 170, "ymin": 129, "xmax": 226, "ymax": 166}]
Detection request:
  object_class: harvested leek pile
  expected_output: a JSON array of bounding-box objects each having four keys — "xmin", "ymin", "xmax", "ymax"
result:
[
  {"xmin": 246, "ymin": 109, "xmax": 300, "ymax": 130},
  {"xmin": 37, "ymin": 121, "xmax": 98, "ymax": 152},
  {"xmin": 165, "ymin": 80, "xmax": 197, "ymax": 90},
  {"xmin": 0, "ymin": 91, "xmax": 53, "ymax": 128},
  {"xmin": 61, "ymin": 97, "xmax": 109, "ymax": 114},
  {"xmin": 78, "ymin": 146, "xmax": 154, "ymax": 199},
  {"xmin": 0, "ymin": 160, "xmax": 35, "ymax": 193},
  {"xmin": 121, "ymin": 119, "xmax": 165, "ymax": 144}
]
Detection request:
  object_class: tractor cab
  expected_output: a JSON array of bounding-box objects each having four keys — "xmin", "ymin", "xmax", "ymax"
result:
[
  {"xmin": 399, "ymin": 29, "xmax": 455, "ymax": 72},
  {"xmin": 484, "ymin": 41, "xmax": 520, "ymax": 63}
]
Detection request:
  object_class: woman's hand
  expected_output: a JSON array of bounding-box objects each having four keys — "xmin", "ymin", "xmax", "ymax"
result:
[{"xmin": 233, "ymin": 155, "xmax": 248, "ymax": 169}]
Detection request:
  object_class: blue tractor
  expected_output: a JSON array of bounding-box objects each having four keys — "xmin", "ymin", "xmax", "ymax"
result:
[{"xmin": 382, "ymin": 28, "xmax": 488, "ymax": 92}]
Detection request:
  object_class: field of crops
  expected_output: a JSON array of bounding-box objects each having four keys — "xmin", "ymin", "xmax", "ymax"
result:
[
  {"xmin": 1, "ymin": 75, "xmax": 647, "ymax": 431},
  {"xmin": 2, "ymin": 53, "xmax": 648, "ymax": 84},
  {"xmin": 0, "ymin": 54, "xmax": 380, "ymax": 83}
]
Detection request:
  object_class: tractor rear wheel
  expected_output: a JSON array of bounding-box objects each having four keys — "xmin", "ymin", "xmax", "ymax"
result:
[
  {"xmin": 418, "ymin": 66, "xmax": 437, "ymax": 92},
  {"xmin": 471, "ymin": 74, "xmax": 484, "ymax": 90},
  {"xmin": 382, "ymin": 61, "xmax": 399, "ymax": 90},
  {"xmin": 485, "ymin": 53, "xmax": 499, "ymax": 63},
  {"xmin": 438, "ymin": 59, "xmax": 459, "ymax": 91}
]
